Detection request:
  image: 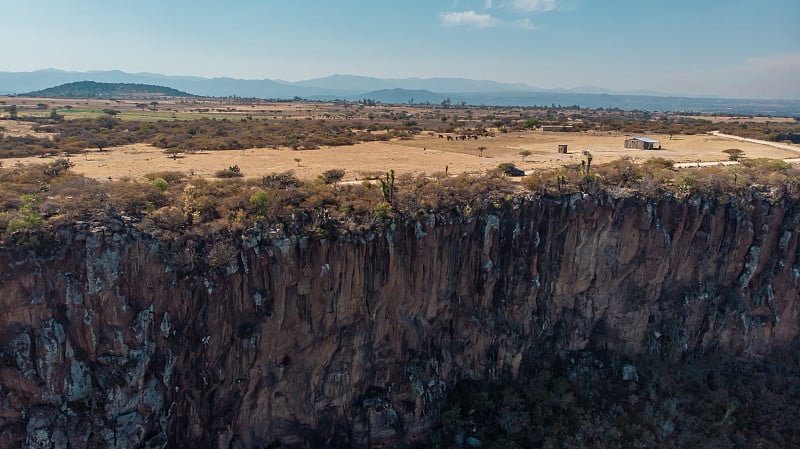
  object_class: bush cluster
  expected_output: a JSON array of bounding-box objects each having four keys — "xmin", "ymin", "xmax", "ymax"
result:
[
  {"xmin": 3, "ymin": 152, "xmax": 800, "ymax": 251},
  {"xmin": 0, "ymin": 160, "xmax": 519, "ymax": 253},
  {"xmin": 0, "ymin": 116, "xmax": 419, "ymax": 158},
  {"xmin": 524, "ymin": 156, "xmax": 800, "ymax": 201}
]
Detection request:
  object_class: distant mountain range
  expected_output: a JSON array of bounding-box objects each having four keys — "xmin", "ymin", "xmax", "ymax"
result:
[
  {"xmin": 2, "ymin": 69, "xmax": 799, "ymax": 115},
  {"xmin": 26, "ymin": 81, "xmax": 194, "ymax": 98}
]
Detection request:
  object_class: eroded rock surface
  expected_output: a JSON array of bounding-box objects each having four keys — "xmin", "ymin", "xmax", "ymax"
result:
[{"xmin": 0, "ymin": 193, "xmax": 798, "ymax": 448}]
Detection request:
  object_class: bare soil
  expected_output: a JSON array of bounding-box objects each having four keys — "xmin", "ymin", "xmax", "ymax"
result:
[{"xmin": 3, "ymin": 130, "xmax": 799, "ymax": 182}]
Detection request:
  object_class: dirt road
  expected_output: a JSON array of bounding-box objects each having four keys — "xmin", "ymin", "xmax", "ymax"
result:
[{"xmin": 709, "ymin": 131, "xmax": 800, "ymax": 154}]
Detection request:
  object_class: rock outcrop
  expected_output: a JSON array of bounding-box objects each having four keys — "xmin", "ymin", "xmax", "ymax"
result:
[{"xmin": 1, "ymin": 192, "xmax": 798, "ymax": 448}]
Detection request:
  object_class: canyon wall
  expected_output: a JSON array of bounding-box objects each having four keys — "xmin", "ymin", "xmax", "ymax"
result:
[{"xmin": 0, "ymin": 192, "xmax": 798, "ymax": 448}]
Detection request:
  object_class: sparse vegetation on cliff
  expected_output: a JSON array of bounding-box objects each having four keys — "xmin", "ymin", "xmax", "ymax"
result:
[
  {"xmin": 0, "ymin": 161, "xmax": 518, "ymax": 254},
  {"xmin": 2, "ymin": 152, "xmax": 800, "ymax": 254},
  {"xmin": 523, "ymin": 156, "xmax": 800, "ymax": 201}
]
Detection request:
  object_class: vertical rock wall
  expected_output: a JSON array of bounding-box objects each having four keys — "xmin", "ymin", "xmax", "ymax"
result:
[{"xmin": 0, "ymin": 193, "xmax": 798, "ymax": 448}]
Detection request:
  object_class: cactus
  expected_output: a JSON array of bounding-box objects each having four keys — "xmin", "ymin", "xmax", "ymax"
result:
[{"xmin": 380, "ymin": 169, "xmax": 395, "ymax": 203}]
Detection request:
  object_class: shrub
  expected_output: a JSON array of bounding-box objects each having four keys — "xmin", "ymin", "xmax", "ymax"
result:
[
  {"xmin": 358, "ymin": 170, "xmax": 384, "ymax": 180},
  {"xmin": 740, "ymin": 158, "xmax": 790, "ymax": 172},
  {"xmin": 497, "ymin": 163, "xmax": 525, "ymax": 176},
  {"xmin": 643, "ymin": 157, "xmax": 675, "ymax": 171},
  {"xmin": 145, "ymin": 206, "xmax": 186, "ymax": 230},
  {"xmin": 320, "ymin": 169, "xmax": 345, "ymax": 184},
  {"xmin": 372, "ymin": 201, "xmax": 393, "ymax": 219},
  {"xmin": 44, "ymin": 158, "xmax": 74, "ymax": 177},
  {"xmin": 675, "ymin": 172, "xmax": 697, "ymax": 193},
  {"xmin": 261, "ymin": 171, "xmax": 299, "ymax": 189},
  {"xmin": 152, "ymin": 178, "xmax": 169, "ymax": 192},
  {"xmin": 215, "ymin": 166, "xmax": 244, "ymax": 178},
  {"xmin": 5, "ymin": 194, "xmax": 44, "ymax": 234},
  {"xmin": 144, "ymin": 171, "xmax": 185, "ymax": 184},
  {"xmin": 594, "ymin": 158, "xmax": 642, "ymax": 187},
  {"xmin": 206, "ymin": 241, "xmax": 239, "ymax": 272},
  {"xmin": 522, "ymin": 171, "xmax": 549, "ymax": 192},
  {"xmin": 249, "ymin": 189, "xmax": 278, "ymax": 220}
]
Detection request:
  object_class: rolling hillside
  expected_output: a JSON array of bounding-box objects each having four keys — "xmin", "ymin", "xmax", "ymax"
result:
[{"xmin": 25, "ymin": 81, "xmax": 195, "ymax": 98}]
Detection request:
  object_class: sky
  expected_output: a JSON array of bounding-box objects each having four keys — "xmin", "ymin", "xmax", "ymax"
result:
[{"xmin": 2, "ymin": 0, "xmax": 798, "ymax": 99}]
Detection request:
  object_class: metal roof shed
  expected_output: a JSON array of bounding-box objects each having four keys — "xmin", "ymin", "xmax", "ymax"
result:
[{"xmin": 624, "ymin": 137, "xmax": 660, "ymax": 150}]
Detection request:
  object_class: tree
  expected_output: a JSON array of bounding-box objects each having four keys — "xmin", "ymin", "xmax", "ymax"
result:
[
  {"xmin": 89, "ymin": 138, "xmax": 108, "ymax": 152},
  {"xmin": 4, "ymin": 105, "xmax": 17, "ymax": 120},
  {"xmin": 478, "ymin": 146, "xmax": 487, "ymax": 157},
  {"xmin": 522, "ymin": 118, "xmax": 540, "ymax": 129},
  {"xmin": 165, "ymin": 148, "xmax": 181, "ymax": 160},
  {"xmin": 519, "ymin": 150, "xmax": 531, "ymax": 162},
  {"xmin": 102, "ymin": 108, "xmax": 119, "ymax": 116},
  {"xmin": 95, "ymin": 115, "xmax": 118, "ymax": 129},
  {"xmin": 723, "ymin": 148, "xmax": 744, "ymax": 161},
  {"xmin": 49, "ymin": 109, "xmax": 63, "ymax": 122},
  {"xmin": 150, "ymin": 101, "xmax": 159, "ymax": 109}
]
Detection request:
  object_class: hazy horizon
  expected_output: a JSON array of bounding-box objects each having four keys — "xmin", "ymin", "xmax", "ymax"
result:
[{"xmin": 2, "ymin": 0, "xmax": 798, "ymax": 100}]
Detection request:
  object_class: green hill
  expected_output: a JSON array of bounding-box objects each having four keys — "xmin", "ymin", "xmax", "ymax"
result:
[{"xmin": 25, "ymin": 80, "xmax": 195, "ymax": 98}]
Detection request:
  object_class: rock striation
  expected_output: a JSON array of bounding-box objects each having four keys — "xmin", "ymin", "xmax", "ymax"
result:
[{"xmin": 0, "ymin": 192, "xmax": 798, "ymax": 448}]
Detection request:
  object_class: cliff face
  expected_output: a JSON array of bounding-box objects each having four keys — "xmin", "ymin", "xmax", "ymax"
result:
[{"xmin": 1, "ymin": 193, "xmax": 798, "ymax": 448}]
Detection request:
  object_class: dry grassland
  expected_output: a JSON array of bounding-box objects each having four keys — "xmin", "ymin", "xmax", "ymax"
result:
[
  {"xmin": 3, "ymin": 130, "xmax": 799, "ymax": 182},
  {"xmin": 3, "ymin": 96, "xmax": 798, "ymax": 181}
]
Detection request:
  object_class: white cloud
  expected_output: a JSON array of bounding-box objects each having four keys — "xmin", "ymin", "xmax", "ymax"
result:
[
  {"xmin": 484, "ymin": 0, "xmax": 493, "ymax": 8},
  {"xmin": 511, "ymin": 0, "xmax": 557, "ymax": 13},
  {"xmin": 513, "ymin": 18, "xmax": 535, "ymax": 29},
  {"xmin": 441, "ymin": 11, "xmax": 499, "ymax": 28}
]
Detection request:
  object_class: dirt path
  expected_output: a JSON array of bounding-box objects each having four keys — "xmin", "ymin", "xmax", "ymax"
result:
[
  {"xmin": 709, "ymin": 131, "xmax": 800, "ymax": 154},
  {"xmin": 674, "ymin": 158, "xmax": 800, "ymax": 169},
  {"xmin": 674, "ymin": 161, "xmax": 740, "ymax": 169}
]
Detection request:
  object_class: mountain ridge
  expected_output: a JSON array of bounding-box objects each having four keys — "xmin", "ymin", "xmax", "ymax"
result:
[
  {"xmin": 2, "ymin": 69, "xmax": 799, "ymax": 115},
  {"xmin": 0, "ymin": 68, "xmax": 666, "ymax": 98}
]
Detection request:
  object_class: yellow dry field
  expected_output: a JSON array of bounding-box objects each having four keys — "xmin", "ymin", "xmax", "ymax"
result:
[
  {"xmin": 0, "ymin": 120, "xmax": 58, "ymax": 138},
  {"xmin": 4, "ymin": 130, "xmax": 799, "ymax": 182}
]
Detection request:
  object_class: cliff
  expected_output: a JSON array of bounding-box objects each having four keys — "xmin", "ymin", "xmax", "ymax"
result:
[{"xmin": 1, "ymin": 192, "xmax": 798, "ymax": 448}]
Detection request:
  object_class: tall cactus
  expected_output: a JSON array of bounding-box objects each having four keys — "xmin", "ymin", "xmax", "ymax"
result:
[
  {"xmin": 586, "ymin": 152, "xmax": 593, "ymax": 175},
  {"xmin": 380, "ymin": 169, "xmax": 395, "ymax": 203}
]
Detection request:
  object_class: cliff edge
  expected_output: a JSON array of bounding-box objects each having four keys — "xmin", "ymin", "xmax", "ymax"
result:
[{"xmin": 1, "ymin": 192, "xmax": 798, "ymax": 448}]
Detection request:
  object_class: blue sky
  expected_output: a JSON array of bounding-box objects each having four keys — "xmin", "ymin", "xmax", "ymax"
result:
[{"xmin": 2, "ymin": 0, "xmax": 798, "ymax": 98}]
